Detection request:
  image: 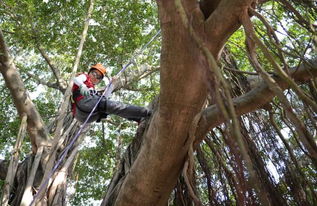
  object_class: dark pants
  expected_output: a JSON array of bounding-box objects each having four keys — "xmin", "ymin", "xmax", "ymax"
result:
[{"xmin": 74, "ymin": 95, "xmax": 149, "ymax": 123}]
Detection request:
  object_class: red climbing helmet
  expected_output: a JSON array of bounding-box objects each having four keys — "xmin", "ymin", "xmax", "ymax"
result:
[{"xmin": 89, "ymin": 63, "xmax": 107, "ymax": 78}]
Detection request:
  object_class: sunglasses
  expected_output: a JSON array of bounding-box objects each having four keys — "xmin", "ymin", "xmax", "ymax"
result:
[{"xmin": 90, "ymin": 70, "xmax": 103, "ymax": 80}]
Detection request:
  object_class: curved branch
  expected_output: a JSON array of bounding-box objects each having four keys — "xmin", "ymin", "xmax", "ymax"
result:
[
  {"xmin": 37, "ymin": 46, "xmax": 63, "ymax": 86},
  {"xmin": 25, "ymin": 71, "xmax": 66, "ymax": 93},
  {"xmin": 0, "ymin": 30, "xmax": 49, "ymax": 153},
  {"xmin": 195, "ymin": 59, "xmax": 317, "ymax": 144},
  {"xmin": 204, "ymin": 0, "xmax": 254, "ymax": 57}
]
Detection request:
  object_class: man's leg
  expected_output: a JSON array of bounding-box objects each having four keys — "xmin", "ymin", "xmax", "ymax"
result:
[
  {"xmin": 75, "ymin": 96, "xmax": 101, "ymax": 123},
  {"xmin": 99, "ymin": 99, "xmax": 151, "ymax": 120}
]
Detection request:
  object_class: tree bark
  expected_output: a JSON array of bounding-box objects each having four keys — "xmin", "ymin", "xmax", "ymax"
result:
[
  {"xmin": 0, "ymin": 30, "xmax": 50, "ymax": 153},
  {"xmin": 103, "ymin": 0, "xmax": 255, "ymax": 205},
  {"xmin": 111, "ymin": 1, "xmax": 208, "ymax": 204},
  {"xmin": 1, "ymin": 115, "xmax": 27, "ymax": 206},
  {"xmin": 0, "ymin": 160, "xmax": 9, "ymax": 180}
]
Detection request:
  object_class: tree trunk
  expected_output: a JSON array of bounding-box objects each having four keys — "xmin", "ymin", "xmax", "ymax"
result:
[
  {"xmin": 102, "ymin": 0, "xmax": 254, "ymax": 205},
  {"xmin": 101, "ymin": 117, "xmax": 151, "ymax": 205},
  {"xmin": 101, "ymin": 1, "xmax": 317, "ymax": 205}
]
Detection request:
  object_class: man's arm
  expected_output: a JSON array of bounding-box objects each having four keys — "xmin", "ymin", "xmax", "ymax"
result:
[{"xmin": 73, "ymin": 74, "xmax": 87, "ymax": 87}]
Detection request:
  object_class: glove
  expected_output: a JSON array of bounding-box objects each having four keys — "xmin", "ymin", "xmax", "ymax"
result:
[
  {"xmin": 79, "ymin": 85, "xmax": 91, "ymax": 97},
  {"xmin": 89, "ymin": 89, "xmax": 97, "ymax": 96}
]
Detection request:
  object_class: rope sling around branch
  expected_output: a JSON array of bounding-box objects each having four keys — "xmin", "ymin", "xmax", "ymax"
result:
[{"xmin": 29, "ymin": 29, "xmax": 161, "ymax": 206}]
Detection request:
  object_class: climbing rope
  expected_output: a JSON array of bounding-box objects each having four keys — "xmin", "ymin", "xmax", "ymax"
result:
[{"xmin": 29, "ymin": 29, "xmax": 161, "ymax": 206}]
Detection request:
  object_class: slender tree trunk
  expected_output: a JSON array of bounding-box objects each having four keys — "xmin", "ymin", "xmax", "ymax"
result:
[
  {"xmin": 1, "ymin": 115, "xmax": 27, "ymax": 206},
  {"xmin": 196, "ymin": 146, "xmax": 217, "ymax": 206},
  {"xmin": 220, "ymin": 130, "xmax": 248, "ymax": 205}
]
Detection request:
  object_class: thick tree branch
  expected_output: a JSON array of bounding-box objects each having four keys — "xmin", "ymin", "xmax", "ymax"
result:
[
  {"xmin": 176, "ymin": 1, "xmax": 270, "ymax": 203},
  {"xmin": 195, "ymin": 59, "xmax": 317, "ymax": 144},
  {"xmin": 0, "ymin": 29, "xmax": 49, "ymax": 153},
  {"xmin": 204, "ymin": 0, "xmax": 254, "ymax": 58},
  {"xmin": 113, "ymin": 0, "xmax": 209, "ymax": 205}
]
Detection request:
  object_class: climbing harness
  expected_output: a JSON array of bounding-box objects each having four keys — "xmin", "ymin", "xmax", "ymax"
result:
[{"xmin": 29, "ymin": 29, "xmax": 161, "ymax": 206}]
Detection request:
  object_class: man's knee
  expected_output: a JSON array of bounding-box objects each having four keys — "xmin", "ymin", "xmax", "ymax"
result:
[{"xmin": 98, "ymin": 99, "xmax": 107, "ymax": 111}]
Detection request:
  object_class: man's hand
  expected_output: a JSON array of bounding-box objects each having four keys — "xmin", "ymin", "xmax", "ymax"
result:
[
  {"xmin": 89, "ymin": 89, "xmax": 97, "ymax": 96},
  {"xmin": 80, "ymin": 85, "xmax": 91, "ymax": 97}
]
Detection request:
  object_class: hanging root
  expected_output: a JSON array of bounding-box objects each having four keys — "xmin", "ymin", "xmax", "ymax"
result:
[{"xmin": 182, "ymin": 112, "xmax": 203, "ymax": 206}]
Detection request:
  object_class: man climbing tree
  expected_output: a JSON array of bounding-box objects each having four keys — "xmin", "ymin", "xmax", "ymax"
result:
[
  {"xmin": 0, "ymin": 0, "xmax": 317, "ymax": 206},
  {"xmin": 72, "ymin": 63, "xmax": 151, "ymax": 123}
]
